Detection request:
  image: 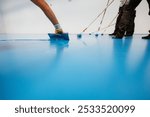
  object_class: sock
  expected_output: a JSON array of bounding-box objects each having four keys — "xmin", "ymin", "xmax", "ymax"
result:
[{"xmin": 54, "ymin": 24, "xmax": 62, "ymax": 30}]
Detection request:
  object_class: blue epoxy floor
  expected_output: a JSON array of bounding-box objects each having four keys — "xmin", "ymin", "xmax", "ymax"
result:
[{"xmin": 0, "ymin": 34, "xmax": 150, "ymax": 100}]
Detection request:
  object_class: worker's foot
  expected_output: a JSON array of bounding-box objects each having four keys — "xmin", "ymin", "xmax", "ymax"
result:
[
  {"xmin": 142, "ymin": 34, "xmax": 150, "ymax": 39},
  {"xmin": 112, "ymin": 36, "xmax": 123, "ymax": 39},
  {"xmin": 55, "ymin": 29, "xmax": 63, "ymax": 34},
  {"xmin": 109, "ymin": 32, "xmax": 116, "ymax": 36},
  {"xmin": 125, "ymin": 34, "xmax": 133, "ymax": 37},
  {"xmin": 142, "ymin": 30, "xmax": 150, "ymax": 39},
  {"xmin": 112, "ymin": 32, "xmax": 123, "ymax": 39}
]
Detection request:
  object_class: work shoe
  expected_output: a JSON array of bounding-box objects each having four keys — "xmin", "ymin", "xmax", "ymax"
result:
[
  {"xmin": 112, "ymin": 35, "xmax": 123, "ymax": 39},
  {"xmin": 124, "ymin": 33, "xmax": 133, "ymax": 37},
  {"xmin": 112, "ymin": 32, "xmax": 124, "ymax": 39},
  {"xmin": 55, "ymin": 29, "xmax": 63, "ymax": 34},
  {"xmin": 112, "ymin": 36, "xmax": 123, "ymax": 39},
  {"xmin": 142, "ymin": 34, "xmax": 150, "ymax": 39},
  {"xmin": 109, "ymin": 33, "xmax": 116, "ymax": 36},
  {"xmin": 142, "ymin": 30, "xmax": 150, "ymax": 39}
]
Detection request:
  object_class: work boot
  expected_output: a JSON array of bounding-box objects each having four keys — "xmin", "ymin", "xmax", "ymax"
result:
[
  {"xmin": 109, "ymin": 32, "xmax": 116, "ymax": 36},
  {"xmin": 112, "ymin": 31, "xmax": 124, "ymax": 39},
  {"xmin": 142, "ymin": 34, "xmax": 150, "ymax": 39},
  {"xmin": 142, "ymin": 31, "xmax": 150, "ymax": 39}
]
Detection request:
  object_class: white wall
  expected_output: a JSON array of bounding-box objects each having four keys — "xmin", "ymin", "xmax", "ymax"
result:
[{"xmin": 0, "ymin": 0, "xmax": 149, "ymax": 34}]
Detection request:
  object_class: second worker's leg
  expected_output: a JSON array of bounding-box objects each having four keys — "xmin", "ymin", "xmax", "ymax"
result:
[
  {"xmin": 109, "ymin": 7, "xmax": 123, "ymax": 36},
  {"xmin": 125, "ymin": 10, "xmax": 136, "ymax": 36},
  {"xmin": 114, "ymin": 9, "xmax": 131, "ymax": 39}
]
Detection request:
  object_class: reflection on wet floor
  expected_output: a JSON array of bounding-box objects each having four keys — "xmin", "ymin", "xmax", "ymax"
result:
[{"xmin": 0, "ymin": 34, "xmax": 150, "ymax": 100}]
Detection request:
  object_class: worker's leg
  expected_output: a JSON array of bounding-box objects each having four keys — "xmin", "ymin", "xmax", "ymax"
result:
[
  {"xmin": 114, "ymin": 0, "xmax": 142, "ymax": 38},
  {"xmin": 114, "ymin": 9, "xmax": 131, "ymax": 38},
  {"xmin": 125, "ymin": 10, "xmax": 136, "ymax": 36},
  {"xmin": 31, "ymin": 0, "xmax": 63, "ymax": 34},
  {"xmin": 109, "ymin": 7, "xmax": 123, "ymax": 36}
]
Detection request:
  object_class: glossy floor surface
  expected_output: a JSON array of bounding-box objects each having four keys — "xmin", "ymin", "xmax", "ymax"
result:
[{"xmin": 0, "ymin": 34, "xmax": 150, "ymax": 100}]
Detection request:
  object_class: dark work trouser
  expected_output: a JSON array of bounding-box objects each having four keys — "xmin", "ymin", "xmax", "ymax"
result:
[
  {"xmin": 125, "ymin": 10, "xmax": 136, "ymax": 35},
  {"xmin": 116, "ymin": 0, "xmax": 142, "ymax": 38},
  {"xmin": 113, "ymin": 7, "xmax": 123, "ymax": 34},
  {"xmin": 113, "ymin": 7, "xmax": 136, "ymax": 36}
]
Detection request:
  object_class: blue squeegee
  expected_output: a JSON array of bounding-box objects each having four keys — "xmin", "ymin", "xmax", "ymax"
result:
[{"xmin": 48, "ymin": 33, "xmax": 69, "ymax": 40}]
